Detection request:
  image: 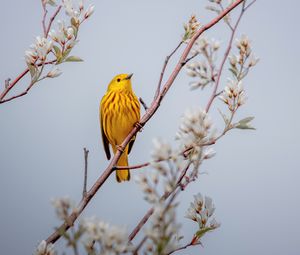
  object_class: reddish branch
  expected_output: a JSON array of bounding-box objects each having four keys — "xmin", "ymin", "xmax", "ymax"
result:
[
  {"xmin": 167, "ymin": 241, "xmax": 202, "ymax": 255},
  {"xmin": 0, "ymin": 60, "xmax": 56, "ymax": 104},
  {"xmin": 0, "ymin": 5, "xmax": 61, "ymax": 104},
  {"xmin": 45, "ymin": 0, "xmax": 245, "ymax": 245}
]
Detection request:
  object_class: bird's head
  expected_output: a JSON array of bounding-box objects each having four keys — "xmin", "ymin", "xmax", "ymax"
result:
[{"xmin": 107, "ymin": 73, "xmax": 133, "ymax": 92}]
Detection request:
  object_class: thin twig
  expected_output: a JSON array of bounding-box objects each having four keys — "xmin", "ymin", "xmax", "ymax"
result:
[
  {"xmin": 154, "ymin": 41, "xmax": 183, "ymax": 100},
  {"xmin": 139, "ymin": 97, "xmax": 148, "ymax": 111},
  {"xmin": 167, "ymin": 241, "xmax": 202, "ymax": 255},
  {"xmin": 41, "ymin": 1, "xmax": 48, "ymax": 37},
  {"xmin": 83, "ymin": 148, "xmax": 89, "ymax": 197},
  {"xmin": 132, "ymin": 236, "xmax": 147, "ymax": 255},
  {"xmin": 45, "ymin": 5, "xmax": 62, "ymax": 37},
  {"xmin": 205, "ymin": 1, "xmax": 248, "ymax": 113},
  {"xmin": 0, "ymin": 4, "xmax": 61, "ymax": 104},
  {"xmin": 244, "ymin": 0, "xmax": 256, "ymax": 11},
  {"xmin": 0, "ymin": 60, "xmax": 56, "ymax": 104},
  {"xmin": 45, "ymin": 0, "xmax": 245, "ymax": 245}
]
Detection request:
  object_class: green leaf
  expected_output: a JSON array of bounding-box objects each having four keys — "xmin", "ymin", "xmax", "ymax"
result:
[
  {"xmin": 64, "ymin": 56, "xmax": 84, "ymax": 62},
  {"xmin": 235, "ymin": 116, "xmax": 256, "ymax": 130},
  {"xmin": 53, "ymin": 45, "xmax": 62, "ymax": 59},
  {"xmin": 238, "ymin": 116, "xmax": 255, "ymax": 124},
  {"xmin": 62, "ymin": 48, "xmax": 72, "ymax": 60},
  {"xmin": 27, "ymin": 63, "xmax": 37, "ymax": 79},
  {"xmin": 195, "ymin": 226, "xmax": 215, "ymax": 239},
  {"xmin": 235, "ymin": 123, "xmax": 256, "ymax": 130}
]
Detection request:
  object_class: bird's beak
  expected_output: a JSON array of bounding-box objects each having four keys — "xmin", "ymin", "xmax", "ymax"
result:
[{"xmin": 126, "ymin": 73, "xmax": 133, "ymax": 80}]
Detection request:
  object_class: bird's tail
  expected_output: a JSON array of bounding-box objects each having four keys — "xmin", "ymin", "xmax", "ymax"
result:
[{"xmin": 115, "ymin": 147, "xmax": 130, "ymax": 182}]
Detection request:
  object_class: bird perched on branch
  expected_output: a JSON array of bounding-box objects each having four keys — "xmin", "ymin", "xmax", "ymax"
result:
[{"xmin": 100, "ymin": 73, "xmax": 140, "ymax": 182}]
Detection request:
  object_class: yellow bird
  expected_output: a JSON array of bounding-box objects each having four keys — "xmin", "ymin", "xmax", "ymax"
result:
[{"xmin": 100, "ymin": 73, "xmax": 141, "ymax": 182}]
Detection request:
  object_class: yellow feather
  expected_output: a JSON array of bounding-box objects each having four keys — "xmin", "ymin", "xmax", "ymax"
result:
[{"xmin": 100, "ymin": 73, "xmax": 140, "ymax": 182}]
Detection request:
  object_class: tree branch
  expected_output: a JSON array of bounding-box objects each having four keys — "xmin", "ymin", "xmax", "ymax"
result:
[
  {"xmin": 45, "ymin": 0, "xmax": 245, "ymax": 245},
  {"xmin": 154, "ymin": 41, "xmax": 183, "ymax": 100},
  {"xmin": 0, "ymin": 60, "xmax": 56, "ymax": 104},
  {"xmin": 167, "ymin": 241, "xmax": 202, "ymax": 255}
]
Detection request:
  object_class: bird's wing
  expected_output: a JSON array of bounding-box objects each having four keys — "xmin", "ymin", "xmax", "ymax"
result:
[
  {"xmin": 128, "ymin": 136, "xmax": 136, "ymax": 155},
  {"xmin": 101, "ymin": 113, "xmax": 111, "ymax": 160}
]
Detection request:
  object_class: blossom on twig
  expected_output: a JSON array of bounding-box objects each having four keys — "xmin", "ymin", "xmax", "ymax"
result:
[
  {"xmin": 34, "ymin": 240, "xmax": 56, "ymax": 255},
  {"xmin": 80, "ymin": 217, "xmax": 134, "ymax": 254}
]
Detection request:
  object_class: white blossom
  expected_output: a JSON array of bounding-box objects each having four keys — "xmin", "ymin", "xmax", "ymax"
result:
[
  {"xmin": 25, "ymin": 36, "xmax": 53, "ymax": 64},
  {"xmin": 185, "ymin": 193, "xmax": 220, "ymax": 240},
  {"xmin": 84, "ymin": 4, "xmax": 95, "ymax": 19},
  {"xmin": 81, "ymin": 217, "xmax": 133, "ymax": 254},
  {"xmin": 183, "ymin": 15, "xmax": 200, "ymax": 41},
  {"xmin": 203, "ymin": 147, "xmax": 216, "ymax": 159},
  {"xmin": 51, "ymin": 196, "xmax": 74, "ymax": 220},
  {"xmin": 47, "ymin": 68, "xmax": 62, "ymax": 78},
  {"xmin": 236, "ymin": 34, "xmax": 251, "ymax": 56},
  {"xmin": 49, "ymin": 20, "xmax": 67, "ymax": 45},
  {"xmin": 34, "ymin": 240, "xmax": 56, "ymax": 255},
  {"xmin": 62, "ymin": 0, "xmax": 80, "ymax": 19},
  {"xmin": 35, "ymin": 36, "xmax": 53, "ymax": 61},
  {"xmin": 145, "ymin": 203, "xmax": 181, "ymax": 254},
  {"xmin": 248, "ymin": 54, "xmax": 260, "ymax": 67},
  {"xmin": 151, "ymin": 138, "xmax": 172, "ymax": 161},
  {"xmin": 219, "ymin": 79, "xmax": 247, "ymax": 111},
  {"xmin": 25, "ymin": 49, "xmax": 38, "ymax": 65}
]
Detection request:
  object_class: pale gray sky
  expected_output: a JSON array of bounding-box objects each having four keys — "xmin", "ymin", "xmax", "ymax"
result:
[{"xmin": 0, "ymin": 0, "xmax": 299, "ymax": 254}]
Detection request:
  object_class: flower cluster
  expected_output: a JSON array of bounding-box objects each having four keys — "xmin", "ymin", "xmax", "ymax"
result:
[
  {"xmin": 136, "ymin": 138, "xmax": 188, "ymax": 204},
  {"xmin": 182, "ymin": 15, "xmax": 200, "ymax": 41},
  {"xmin": 219, "ymin": 78, "xmax": 246, "ymax": 111},
  {"xmin": 185, "ymin": 193, "xmax": 220, "ymax": 243},
  {"xmin": 186, "ymin": 37, "xmax": 220, "ymax": 90},
  {"xmin": 51, "ymin": 196, "xmax": 74, "ymax": 221},
  {"xmin": 229, "ymin": 35, "xmax": 259, "ymax": 80},
  {"xmin": 25, "ymin": 36, "xmax": 53, "ymax": 65},
  {"xmin": 24, "ymin": 0, "xmax": 94, "ymax": 84},
  {"xmin": 176, "ymin": 108, "xmax": 215, "ymax": 164},
  {"xmin": 62, "ymin": 0, "xmax": 95, "ymax": 26},
  {"xmin": 144, "ymin": 202, "xmax": 181, "ymax": 255},
  {"xmin": 34, "ymin": 240, "xmax": 56, "ymax": 255},
  {"xmin": 80, "ymin": 217, "xmax": 133, "ymax": 254}
]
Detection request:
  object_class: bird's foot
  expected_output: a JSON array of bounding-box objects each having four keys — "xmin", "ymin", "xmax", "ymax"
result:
[
  {"xmin": 116, "ymin": 145, "xmax": 124, "ymax": 153},
  {"xmin": 134, "ymin": 122, "xmax": 143, "ymax": 132}
]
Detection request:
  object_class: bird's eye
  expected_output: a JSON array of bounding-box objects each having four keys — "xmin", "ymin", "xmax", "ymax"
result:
[{"xmin": 117, "ymin": 78, "xmax": 121, "ymax": 82}]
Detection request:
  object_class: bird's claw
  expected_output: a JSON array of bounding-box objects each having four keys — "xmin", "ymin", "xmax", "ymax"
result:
[
  {"xmin": 135, "ymin": 122, "xmax": 143, "ymax": 131},
  {"xmin": 116, "ymin": 145, "xmax": 124, "ymax": 153}
]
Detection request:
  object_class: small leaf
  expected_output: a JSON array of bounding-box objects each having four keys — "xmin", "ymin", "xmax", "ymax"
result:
[
  {"xmin": 195, "ymin": 226, "xmax": 214, "ymax": 239},
  {"xmin": 62, "ymin": 48, "xmax": 72, "ymax": 60},
  {"xmin": 229, "ymin": 67, "xmax": 238, "ymax": 77},
  {"xmin": 235, "ymin": 116, "xmax": 255, "ymax": 130},
  {"xmin": 238, "ymin": 116, "xmax": 254, "ymax": 124},
  {"xmin": 53, "ymin": 45, "xmax": 62, "ymax": 59},
  {"xmin": 218, "ymin": 109, "xmax": 229, "ymax": 125},
  {"xmin": 235, "ymin": 123, "xmax": 256, "ymax": 130},
  {"xmin": 65, "ymin": 56, "xmax": 84, "ymax": 62},
  {"xmin": 27, "ymin": 63, "xmax": 37, "ymax": 78}
]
